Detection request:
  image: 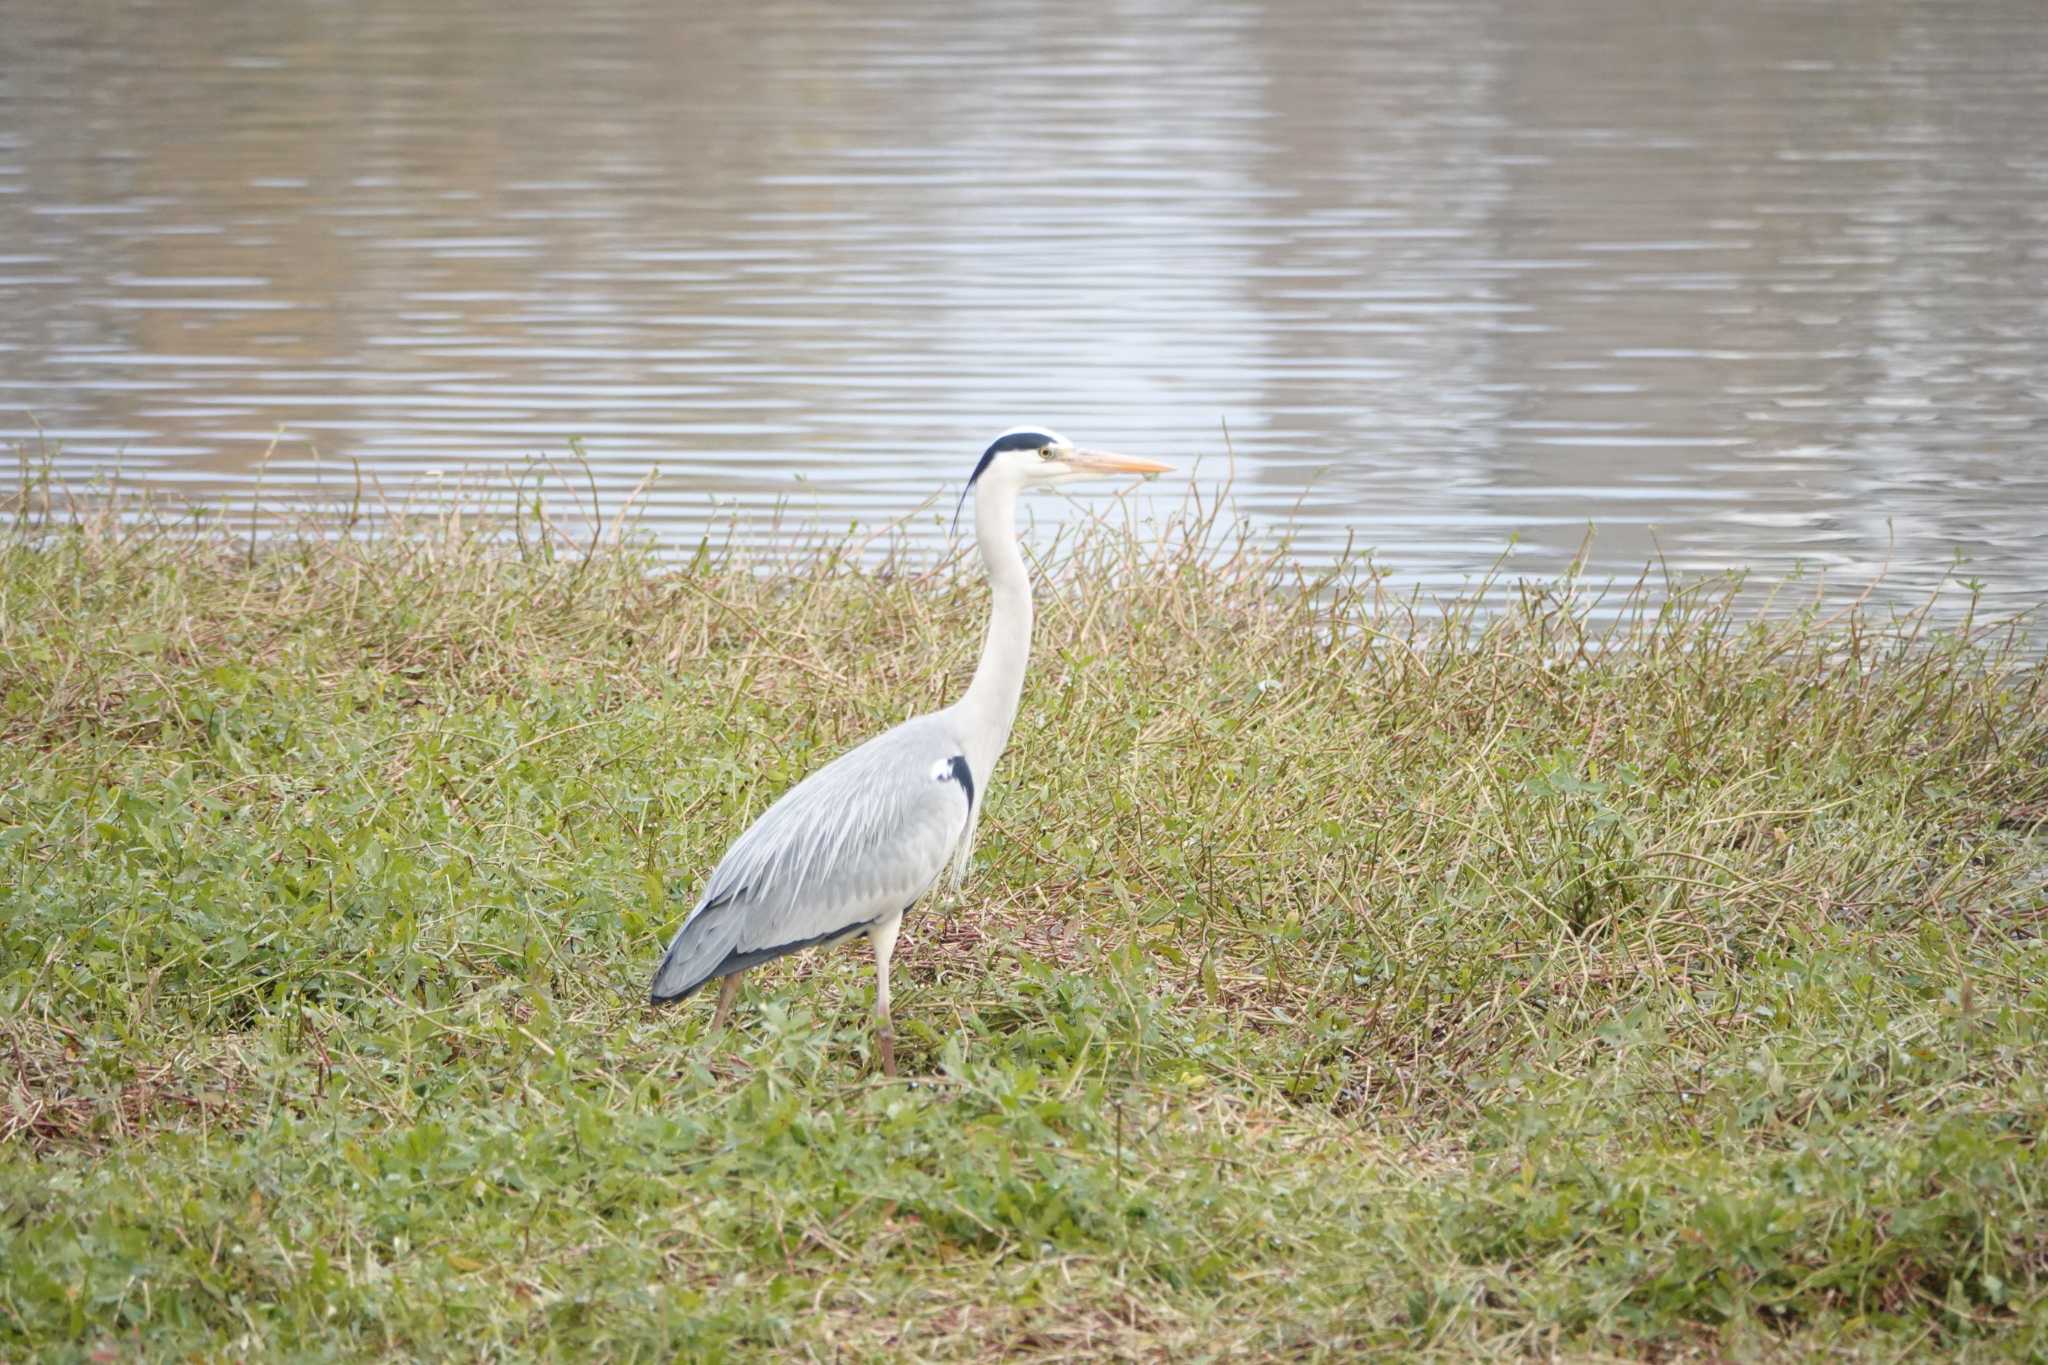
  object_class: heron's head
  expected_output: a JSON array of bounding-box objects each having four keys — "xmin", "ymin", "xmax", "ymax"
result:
[{"xmin": 966, "ymin": 426, "xmax": 1173, "ymax": 492}]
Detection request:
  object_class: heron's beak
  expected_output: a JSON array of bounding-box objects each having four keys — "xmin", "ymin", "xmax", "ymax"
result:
[{"xmin": 1066, "ymin": 449, "xmax": 1173, "ymax": 478}]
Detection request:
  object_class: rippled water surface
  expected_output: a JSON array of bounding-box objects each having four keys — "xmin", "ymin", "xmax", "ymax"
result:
[{"xmin": 4, "ymin": 0, "xmax": 2046, "ymax": 615}]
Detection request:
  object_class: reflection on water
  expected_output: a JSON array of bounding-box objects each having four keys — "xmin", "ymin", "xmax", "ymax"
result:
[{"xmin": 2, "ymin": 0, "xmax": 2046, "ymax": 616}]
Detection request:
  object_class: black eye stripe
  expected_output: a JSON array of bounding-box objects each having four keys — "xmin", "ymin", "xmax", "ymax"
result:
[{"xmin": 967, "ymin": 431, "xmax": 1057, "ymax": 488}]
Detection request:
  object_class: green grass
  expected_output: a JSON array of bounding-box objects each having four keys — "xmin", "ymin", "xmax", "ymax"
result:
[{"xmin": 2, "ymin": 488, "xmax": 2046, "ymax": 1360}]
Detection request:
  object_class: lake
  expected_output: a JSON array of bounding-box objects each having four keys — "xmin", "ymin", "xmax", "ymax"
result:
[{"xmin": 3, "ymin": 0, "xmax": 2045, "ymax": 619}]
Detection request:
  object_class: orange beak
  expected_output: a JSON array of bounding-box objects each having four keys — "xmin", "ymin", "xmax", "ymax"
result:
[{"xmin": 1066, "ymin": 449, "xmax": 1174, "ymax": 478}]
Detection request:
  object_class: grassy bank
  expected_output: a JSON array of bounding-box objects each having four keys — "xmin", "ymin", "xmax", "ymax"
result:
[{"xmin": 2, "ymin": 496, "xmax": 2046, "ymax": 1360}]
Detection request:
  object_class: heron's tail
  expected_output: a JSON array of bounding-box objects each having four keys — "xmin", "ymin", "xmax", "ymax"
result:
[
  {"xmin": 648, "ymin": 945, "xmax": 709, "ymax": 1005},
  {"xmin": 647, "ymin": 893, "xmax": 741, "ymax": 1005}
]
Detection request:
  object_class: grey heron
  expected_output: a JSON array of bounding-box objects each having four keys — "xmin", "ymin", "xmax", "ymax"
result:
[{"xmin": 648, "ymin": 427, "xmax": 1172, "ymax": 1075}]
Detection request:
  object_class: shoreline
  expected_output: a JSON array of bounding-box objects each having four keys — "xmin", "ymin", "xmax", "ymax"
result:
[{"xmin": 3, "ymin": 508, "xmax": 2045, "ymax": 1357}]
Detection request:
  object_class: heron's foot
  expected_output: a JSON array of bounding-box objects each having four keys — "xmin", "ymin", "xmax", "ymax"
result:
[
  {"xmin": 897, "ymin": 1073, "xmax": 964, "ymax": 1094},
  {"xmin": 876, "ymin": 1026, "xmax": 898, "ymax": 1078}
]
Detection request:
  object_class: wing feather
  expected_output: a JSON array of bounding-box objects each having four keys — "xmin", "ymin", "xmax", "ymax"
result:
[{"xmin": 649, "ymin": 716, "xmax": 971, "ymax": 1003}]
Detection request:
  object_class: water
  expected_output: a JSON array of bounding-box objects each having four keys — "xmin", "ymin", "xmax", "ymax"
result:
[{"xmin": 3, "ymin": 0, "xmax": 2046, "ymax": 618}]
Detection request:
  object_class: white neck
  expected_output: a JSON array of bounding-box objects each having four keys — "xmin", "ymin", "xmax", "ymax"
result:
[{"xmin": 952, "ymin": 473, "xmax": 1033, "ymax": 778}]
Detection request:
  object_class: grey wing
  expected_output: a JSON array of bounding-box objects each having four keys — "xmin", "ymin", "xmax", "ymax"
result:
[{"xmin": 649, "ymin": 717, "xmax": 973, "ymax": 1003}]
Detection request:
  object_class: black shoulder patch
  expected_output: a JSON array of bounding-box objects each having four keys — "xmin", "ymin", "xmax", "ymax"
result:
[{"xmin": 945, "ymin": 753, "xmax": 975, "ymax": 811}]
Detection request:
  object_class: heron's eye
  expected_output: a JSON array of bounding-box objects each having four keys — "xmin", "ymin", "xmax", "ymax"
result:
[{"xmin": 1039, "ymin": 447, "xmax": 1057, "ymax": 460}]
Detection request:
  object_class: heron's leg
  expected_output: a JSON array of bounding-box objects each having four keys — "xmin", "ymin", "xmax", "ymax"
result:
[
  {"xmin": 710, "ymin": 971, "xmax": 745, "ymax": 1032},
  {"xmin": 868, "ymin": 912, "xmax": 904, "ymax": 1078}
]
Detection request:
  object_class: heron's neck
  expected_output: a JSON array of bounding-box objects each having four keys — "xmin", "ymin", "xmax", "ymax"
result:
[{"xmin": 956, "ymin": 476, "xmax": 1032, "ymax": 774}]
